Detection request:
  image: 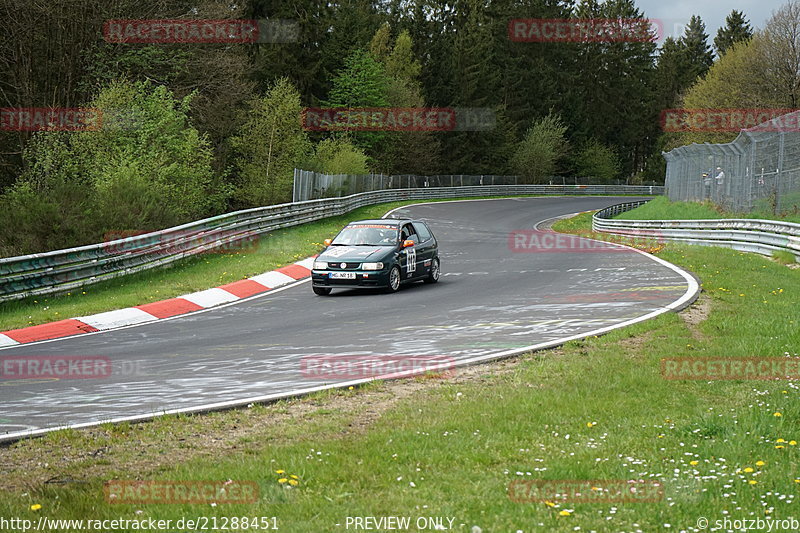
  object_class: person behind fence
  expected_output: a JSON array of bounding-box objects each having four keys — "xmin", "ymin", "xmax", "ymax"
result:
[
  {"xmin": 702, "ymin": 172, "xmax": 711, "ymax": 199},
  {"xmin": 715, "ymin": 167, "xmax": 725, "ymax": 186}
]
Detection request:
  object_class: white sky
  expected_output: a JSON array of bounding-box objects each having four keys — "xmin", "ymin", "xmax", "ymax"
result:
[{"xmin": 636, "ymin": 0, "xmax": 787, "ymax": 43}]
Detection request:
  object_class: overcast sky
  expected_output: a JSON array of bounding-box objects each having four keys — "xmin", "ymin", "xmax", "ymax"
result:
[{"xmin": 637, "ymin": 0, "xmax": 787, "ymax": 43}]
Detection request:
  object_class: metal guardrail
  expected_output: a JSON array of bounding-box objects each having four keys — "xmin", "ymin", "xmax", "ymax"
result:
[
  {"xmin": 593, "ymin": 202, "xmax": 800, "ymax": 260},
  {"xmin": 0, "ymin": 184, "xmax": 663, "ymax": 303}
]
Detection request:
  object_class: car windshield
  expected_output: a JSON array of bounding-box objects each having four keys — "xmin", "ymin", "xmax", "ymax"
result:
[{"xmin": 331, "ymin": 225, "xmax": 398, "ymax": 246}]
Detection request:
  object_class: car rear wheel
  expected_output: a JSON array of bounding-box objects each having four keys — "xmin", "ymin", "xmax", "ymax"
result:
[
  {"xmin": 386, "ymin": 265, "xmax": 401, "ymax": 293},
  {"xmin": 313, "ymin": 287, "xmax": 332, "ymax": 296},
  {"xmin": 424, "ymin": 258, "xmax": 440, "ymax": 284}
]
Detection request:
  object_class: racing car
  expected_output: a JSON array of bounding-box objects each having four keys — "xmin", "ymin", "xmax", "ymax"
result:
[{"xmin": 311, "ymin": 219, "xmax": 440, "ymax": 295}]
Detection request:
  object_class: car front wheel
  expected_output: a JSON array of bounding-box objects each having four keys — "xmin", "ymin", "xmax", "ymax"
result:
[{"xmin": 386, "ymin": 265, "xmax": 401, "ymax": 293}]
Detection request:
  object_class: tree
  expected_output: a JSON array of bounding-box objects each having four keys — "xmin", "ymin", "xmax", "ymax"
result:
[
  {"xmin": 324, "ymin": 49, "xmax": 392, "ymax": 168},
  {"xmin": 511, "ymin": 114, "xmax": 568, "ymax": 184},
  {"xmin": 672, "ymin": 39, "xmax": 767, "ymax": 147},
  {"xmin": 368, "ymin": 26, "xmax": 441, "ymax": 174},
  {"xmin": 566, "ymin": 0, "xmax": 658, "ymax": 176},
  {"xmin": 231, "ymin": 78, "xmax": 311, "ymax": 208},
  {"xmin": 756, "ymin": 1, "xmax": 800, "ymax": 108},
  {"xmin": 681, "ymin": 16, "xmax": 715, "ymax": 81},
  {"xmin": 714, "ymin": 10, "xmax": 754, "ymax": 56}
]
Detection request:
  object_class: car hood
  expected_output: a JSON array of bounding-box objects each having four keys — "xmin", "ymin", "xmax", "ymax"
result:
[{"xmin": 318, "ymin": 245, "xmax": 395, "ymax": 262}]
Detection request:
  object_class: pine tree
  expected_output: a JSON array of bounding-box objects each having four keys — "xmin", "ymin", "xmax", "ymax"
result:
[
  {"xmin": 681, "ymin": 15, "xmax": 715, "ymax": 79},
  {"xmin": 714, "ymin": 10, "xmax": 754, "ymax": 56}
]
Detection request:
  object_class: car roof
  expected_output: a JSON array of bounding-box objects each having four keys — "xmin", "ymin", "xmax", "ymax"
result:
[{"xmin": 347, "ymin": 219, "xmax": 411, "ymax": 226}]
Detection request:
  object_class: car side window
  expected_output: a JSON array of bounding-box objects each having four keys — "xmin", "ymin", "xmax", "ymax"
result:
[
  {"xmin": 413, "ymin": 222, "xmax": 431, "ymax": 242},
  {"xmin": 401, "ymin": 224, "xmax": 415, "ymax": 241}
]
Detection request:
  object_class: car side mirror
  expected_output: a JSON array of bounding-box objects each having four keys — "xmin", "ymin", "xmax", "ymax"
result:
[
  {"xmin": 323, "ymin": 238, "xmax": 332, "ymax": 247},
  {"xmin": 402, "ymin": 239, "xmax": 415, "ymax": 248}
]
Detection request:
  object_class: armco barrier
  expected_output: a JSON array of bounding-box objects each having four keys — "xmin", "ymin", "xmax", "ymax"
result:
[
  {"xmin": 0, "ymin": 184, "xmax": 662, "ymax": 302},
  {"xmin": 593, "ymin": 202, "xmax": 800, "ymax": 260}
]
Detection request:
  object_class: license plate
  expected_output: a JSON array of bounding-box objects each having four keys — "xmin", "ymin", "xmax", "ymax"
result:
[{"xmin": 329, "ymin": 272, "xmax": 356, "ymax": 279}]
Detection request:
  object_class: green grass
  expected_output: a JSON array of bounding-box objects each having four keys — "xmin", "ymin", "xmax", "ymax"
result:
[
  {"xmin": 618, "ymin": 196, "xmax": 800, "ymax": 223},
  {"xmin": 773, "ymin": 250, "xmax": 798, "ymax": 265},
  {"xmin": 1, "ymin": 212, "xmax": 798, "ymax": 532}
]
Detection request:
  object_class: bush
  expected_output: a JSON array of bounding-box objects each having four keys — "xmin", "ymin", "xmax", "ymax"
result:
[
  {"xmin": 308, "ymin": 138, "xmax": 370, "ymax": 175},
  {"xmin": 573, "ymin": 139, "xmax": 621, "ymax": 183},
  {"xmin": 0, "ymin": 80, "xmax": 219, "ymax": 256},
  {"xmin": 511, "ymin": 114, "xmax": 568, "ymax": 184}
]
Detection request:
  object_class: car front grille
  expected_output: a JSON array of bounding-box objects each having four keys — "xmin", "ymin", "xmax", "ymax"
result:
[{"xmin": 327, "ymin": 262, "xmax": 360, "ymax": 270}]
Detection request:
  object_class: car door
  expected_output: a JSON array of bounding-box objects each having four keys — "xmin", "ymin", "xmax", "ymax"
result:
[
  {"xmin": 400, "ymin": 223, "xmax": 420, "ymax": 279},
  {"xmin": 412, "ymin": 222, "xmax": 435, "ymax": 276}
]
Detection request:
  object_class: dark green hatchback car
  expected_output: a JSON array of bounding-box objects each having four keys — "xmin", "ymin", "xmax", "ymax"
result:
[{"xmin": 311, "ymin": 219, "xmax": 440, "ymax": 295}]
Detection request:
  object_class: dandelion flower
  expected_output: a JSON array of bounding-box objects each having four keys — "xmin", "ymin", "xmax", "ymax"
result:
[
  {"xmin": 744, "ymin": 467, "xmax": 754, "ymax": 473},
  {"xmin": 278, "ymin": 478, "xmax": 288, "ymax": 484},
  {"xmin": 748, "ymin": 480, "xmax": 758, "ymax": 485},
  {"xmin": 30, "ymin": 504, "xmax": 42, "ymax": 511},
  {"xmin": 777, "ymin": 439, "xmax": 786, "ymax": 443},
  {"xmin": 288, "ymin": 479, "xmax": 299, "ymax": 486},
  {"xmin": 755, "ymin": 461, "xmax": 765, "ymax": 467},
  {"xmin": 558, "ymin": 510, "xmax": 571, "ymax": 517},
  {"xmin": 689, "ymin": 460, "xmax": 699, "ymax": 466},
  {"xmin": 774, "ymin": 412, "xmax": 783, "ymax": 417},
  {"xmin": 791, "ymin": 441, "xmax": 797, "ymax": 446},
  {"xmin": 276, "ymin": 470, "xmax": 285, "ymax": 474}
]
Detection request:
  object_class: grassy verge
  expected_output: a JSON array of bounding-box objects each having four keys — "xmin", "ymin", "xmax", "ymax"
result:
[
  {"xmin": 618, "ymin": 196, "xmax": 800, "ymax": 223},
  {"xmin": 1, "ymin": 211, "xmax": 798, "ymax": 532}
]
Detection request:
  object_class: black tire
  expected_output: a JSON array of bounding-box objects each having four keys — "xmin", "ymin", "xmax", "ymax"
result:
[
  {"xmin": 424, "ymin": 257, "xmax": 440, "ymax": 284},
  {"xmin": 313, "ymin": 287, "xmax": 332, "ymax": 296},
  {"xmin": 385, "ymin": 265, "xmax": 401, "ymax": 293}
]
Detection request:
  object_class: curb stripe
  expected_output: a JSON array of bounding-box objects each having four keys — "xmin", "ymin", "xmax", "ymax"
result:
[
  {"xmin": 135, "ymin": 298, "xmax": 203, "ymax": 319},
  {"xmin": 276, "ymin": 263, "xmax": 312, "ymax": 280},
  {"xmin": 248, "ymin": 271, "xmax": 296, "ymax": 289},
  {"xmin": 3, "ymin": 319, "xmax": 99, "ymax": 344},
  {"xmin": 0, "ymin": 334, "xmax": 19, "ymax": 347},
  {"xmin": 76, "ymin": 308, "xmax": 158, "ymax": 331},
  {"xmin": 1, "ymin": 258, "xmax": 314, "ymax": 345},
  {"xmin": 181, "ymin": 288, "xmax": 240, "ymax": 308},
  {"xmin": 218, "ymin": 279, "xmax": 270, "ymax": 299}
]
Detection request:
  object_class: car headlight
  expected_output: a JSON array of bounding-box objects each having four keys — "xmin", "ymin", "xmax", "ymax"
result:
[
  {"xmin": 313, "ymin": 261, "xmax": 328, "ymax": 270},
  {"xmin": 361, "ymin": 262, "xmax": 384, "ymax": 271}
]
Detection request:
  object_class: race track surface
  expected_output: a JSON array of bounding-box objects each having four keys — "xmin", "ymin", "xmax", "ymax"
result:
[{"xmin": 0, "ymin": 197, "xmax": 695, "ymax": 440}]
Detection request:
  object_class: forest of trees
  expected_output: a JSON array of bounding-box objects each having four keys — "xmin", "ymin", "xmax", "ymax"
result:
[{"xmin": 0, "ymin": 0, "xmax": 785, "ymax": 256}]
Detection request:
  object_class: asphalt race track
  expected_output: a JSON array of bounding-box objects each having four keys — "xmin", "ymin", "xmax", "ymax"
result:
[{"xmin": 0, "ymin": 197, "xmax": 697, "ymax": 440}]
